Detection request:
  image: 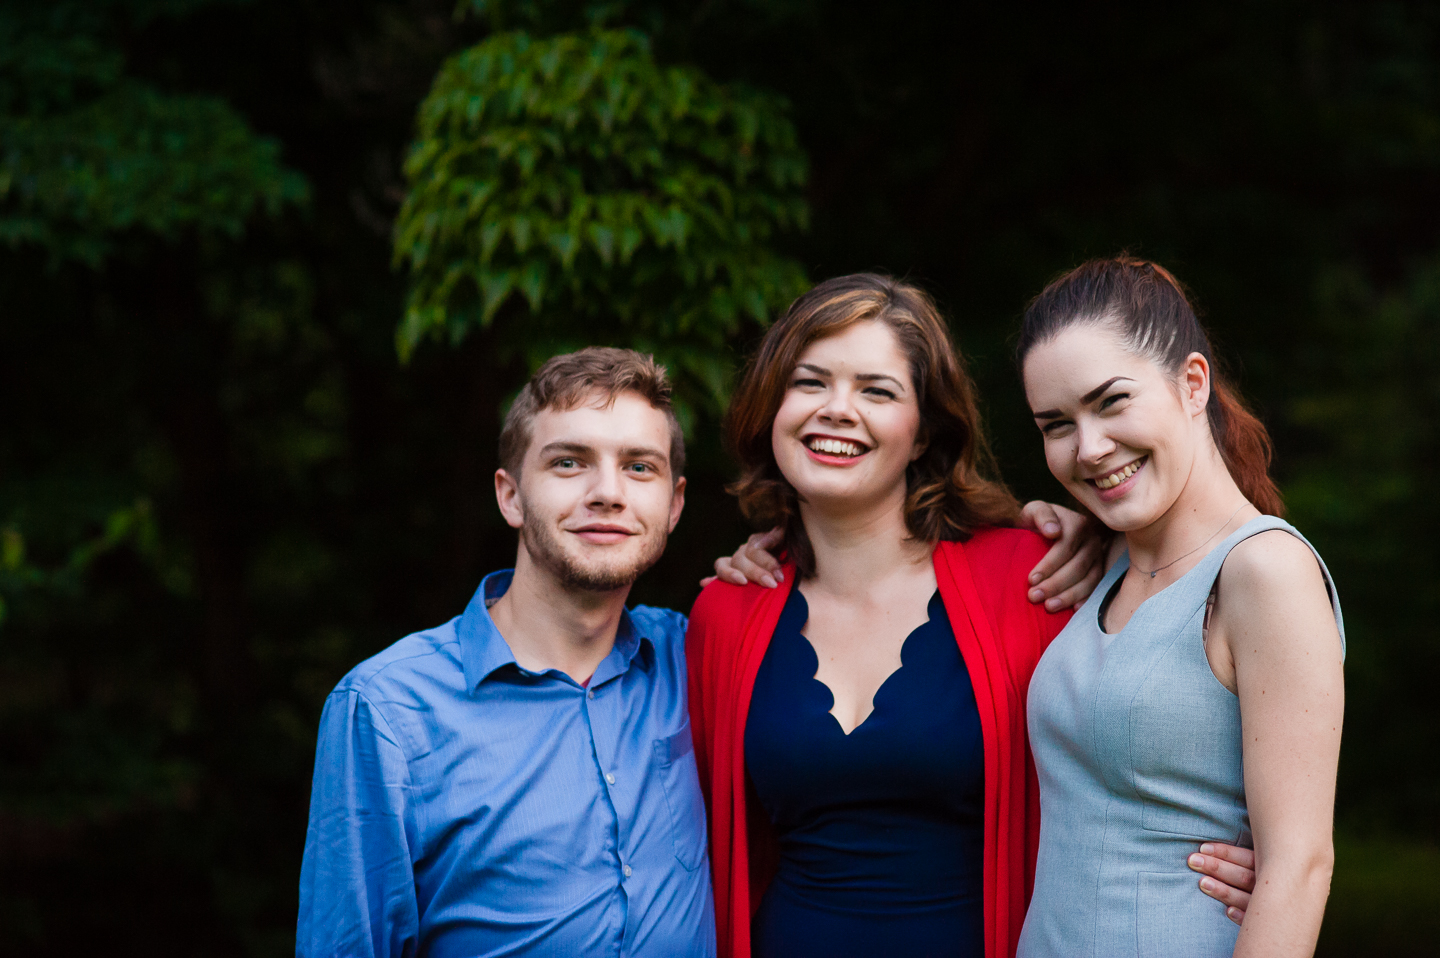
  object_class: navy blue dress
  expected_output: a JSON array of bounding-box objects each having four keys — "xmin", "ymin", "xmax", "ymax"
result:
[{"xmin": 744, "ymin": 586, "xmax": 986, "ymax": 958}]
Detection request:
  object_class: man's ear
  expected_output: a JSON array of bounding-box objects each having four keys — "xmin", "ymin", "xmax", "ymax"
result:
[
  {"xmin": 495, "ymin": 468, "xmax": 525, "ymax": 530},
  {"xmin": 668, "ymin": 476, "xmax": 687, "ymax": 533}
]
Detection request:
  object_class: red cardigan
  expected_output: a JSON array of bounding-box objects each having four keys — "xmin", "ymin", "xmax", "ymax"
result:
[{"xmin": 686, "ymin": 528, "xmax": 1071, "ymax": 958}]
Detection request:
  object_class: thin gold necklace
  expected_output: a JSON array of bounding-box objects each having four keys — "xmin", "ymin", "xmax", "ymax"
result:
[{"xmin": 1131, "ymin": 504, "xmax": 1248, "ymax": 580}]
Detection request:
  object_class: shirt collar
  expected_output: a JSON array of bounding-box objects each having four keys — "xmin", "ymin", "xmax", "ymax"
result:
[{"xmin": 458, "ymin": 569, "xmax": 654, "ymax": 690}]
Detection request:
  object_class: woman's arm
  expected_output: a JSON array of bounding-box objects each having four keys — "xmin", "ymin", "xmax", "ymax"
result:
[
  {"xmin": 1212, "ymin": 531, "xmax": 1345, "ymax": 958},
  {"xmin": 703, "ymin": 502, "xmax": 1111, "ymax": 609}
]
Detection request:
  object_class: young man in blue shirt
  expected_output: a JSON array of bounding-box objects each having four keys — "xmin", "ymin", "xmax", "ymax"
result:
[{"xmin": 298, "ymin": 348, "xmax": 713, "ymax": 957}]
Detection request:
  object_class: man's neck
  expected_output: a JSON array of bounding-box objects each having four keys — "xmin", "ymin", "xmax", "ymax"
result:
[{"xmin": 487, "ymin": 548, "xmax": 631, "ymax": 684}]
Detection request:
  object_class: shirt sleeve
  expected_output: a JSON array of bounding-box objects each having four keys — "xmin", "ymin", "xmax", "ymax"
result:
[{"xmin": 297, "ymin": 688, "xmax": 420, "ymax": 958}]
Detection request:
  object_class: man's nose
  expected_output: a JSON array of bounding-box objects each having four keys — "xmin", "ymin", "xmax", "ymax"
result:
[{"xmin": 586, "ymin": 463, "xmax": 627, "ymax": 510}]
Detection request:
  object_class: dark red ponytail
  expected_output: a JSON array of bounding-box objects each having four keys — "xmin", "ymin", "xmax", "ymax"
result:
[
  {"xmin": 1208, "ymin": 374, "xmax": 1284, "ymax": 516},
  {"xmin": 1018, "ymin": 255, "xmax": 1285, "ymax": 517}
]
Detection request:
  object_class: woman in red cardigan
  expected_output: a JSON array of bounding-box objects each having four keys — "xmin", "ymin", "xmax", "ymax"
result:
[{"xmin": 686, "ymin": 273, "xmax": 1255, "ymax": 958}]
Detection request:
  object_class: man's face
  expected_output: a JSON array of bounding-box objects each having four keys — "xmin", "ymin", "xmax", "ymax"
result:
[{"xmin": 495, "ymin": 391, "xmax": 685, "ymax": 593}]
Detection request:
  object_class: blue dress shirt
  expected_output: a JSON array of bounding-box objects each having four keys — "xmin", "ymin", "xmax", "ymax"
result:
[{"xmin": 297, "ymin": 570, "xmax": 715, "ymax": 958}]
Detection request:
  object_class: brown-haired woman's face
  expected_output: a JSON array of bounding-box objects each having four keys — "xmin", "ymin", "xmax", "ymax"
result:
[
  {"xmin": 770, "ymin": 320, "xmax": 924, "ymax": 517},
  {"xmin": 1023, "ymin": 323, "xmax": 1210, "ymax": 532}
]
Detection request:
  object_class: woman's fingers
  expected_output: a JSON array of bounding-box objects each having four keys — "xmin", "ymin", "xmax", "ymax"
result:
[
  {"xmin": 1032, "ymin": 534, "xmax": 1106, "ymax": 609},
  {"xmin": 1020, "ymin": 499, "xmax": 1066, "ymax": 540},
  {"xmin": 1022, "ymin": 502, "xmax": 1086, "ymax": 592},
  {"xmin": 1188, "ymin": 845, "xmax": 1254, "ymax": 925},
  {"xmin": 1197, "ymin": 842, "xmax": 1256, "ymax": 888},
  {"xmin": 704, "ymin": 527, "xmax": 787, "ymax": 589},
  {"xmin": 709, "ymin": 557, "xmax": 750, "ymax": 586}
]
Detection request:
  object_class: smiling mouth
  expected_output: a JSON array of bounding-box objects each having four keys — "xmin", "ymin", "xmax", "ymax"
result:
[
  {"xmin": 570, "ymin": 525, "xmax": 637, "ymax": 540},
  {"xmin": 1090, "ymin": 456, "xmax": 1147, "ymax": 490},
  {"xmin": 803, "ymin": 435, "xmax": 870, "ymax": 458}
]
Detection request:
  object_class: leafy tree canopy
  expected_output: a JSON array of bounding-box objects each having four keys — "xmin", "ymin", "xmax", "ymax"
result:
[
  {"xmin": 393, "ymin": 27, "xmax": 809, "ymax": 412},
  {"xmin": 0, "ymin": 0, "xmax": 306, "ymax": 264}
]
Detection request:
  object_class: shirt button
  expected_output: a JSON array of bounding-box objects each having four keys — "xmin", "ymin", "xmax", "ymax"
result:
[
  {"xmin": 587, "ymin": 689, "xmax": 594, "ymax": 699},
  {"xmin": 623, "ymin": 865, "xmax": 632, "ymax": 877},
  {"xmin": 605, "ymin": 773, "xmax": 616, "ymax": 785}
]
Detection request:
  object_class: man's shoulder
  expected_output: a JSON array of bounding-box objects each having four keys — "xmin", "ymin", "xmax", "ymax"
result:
[
  {"xmin": 331, "ymin": 617, "xmax": 464, "ymax": 702},
  {"xmin": 628, "ymin": 603, "xmax": 688, "ymax": 649}
]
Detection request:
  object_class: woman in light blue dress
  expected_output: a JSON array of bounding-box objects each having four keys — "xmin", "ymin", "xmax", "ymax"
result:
[{"xmin": 1016, "ymin": 256, "xmax": 1345, "ymax": 958}]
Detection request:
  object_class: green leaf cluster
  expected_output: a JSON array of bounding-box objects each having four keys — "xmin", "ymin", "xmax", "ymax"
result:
[
  {"xmin": 393, "ymin": 28, "xmax": 809, "ymax": 408},
  {"xmin": 0, "ymin": 0, "xmax": 306, "ymax": 264}
]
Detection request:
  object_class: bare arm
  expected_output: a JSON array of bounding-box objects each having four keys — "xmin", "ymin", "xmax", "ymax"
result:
[
  {"xmin": 1211, "ymin": 531, "xmax": 1344, "ymax": 957},
  {"xmin": 705, "ymin": 502, "xmax": 1111, "ymax": 608}
]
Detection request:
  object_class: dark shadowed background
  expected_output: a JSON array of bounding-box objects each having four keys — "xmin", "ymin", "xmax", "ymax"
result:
[{"xmin": 1, "ymin": 1, "xmax": 1436, "ymax": 954}]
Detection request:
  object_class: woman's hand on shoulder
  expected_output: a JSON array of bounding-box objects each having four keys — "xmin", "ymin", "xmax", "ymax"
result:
[
  {"xmin": 1019, "ymin": 501, "xmax": 1112, "ymax": 611},
  {"xmin": 701, "ymin": 527, "xmax": 785, "ymax": 589}
]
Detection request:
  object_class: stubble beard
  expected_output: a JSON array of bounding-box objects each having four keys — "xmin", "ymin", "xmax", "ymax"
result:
[{"xmin": 520, "ymin": 510, "xmax": 668, "ymax": 593}]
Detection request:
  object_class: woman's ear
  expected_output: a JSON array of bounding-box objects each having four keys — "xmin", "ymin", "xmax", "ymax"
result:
[{"xmin": 1182, "ymin": 352, "xmax": 1212, "ymax": 417}]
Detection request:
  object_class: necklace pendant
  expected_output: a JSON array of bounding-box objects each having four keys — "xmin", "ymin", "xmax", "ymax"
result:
[{"xmin": 1149, "ymin": 571, "xmax": 1158, "ymax": 579}]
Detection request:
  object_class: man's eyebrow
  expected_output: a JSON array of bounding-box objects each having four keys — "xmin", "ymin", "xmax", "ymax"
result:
[
  {"xmin": 1032, "ymin": 377, "xmax": 1135, "ymax": 420},
  {"xmin": 619, "ymin": 445, "xmax": 668, "ymax": 462},
  {"xmin": 537, "ymin": 441, "xmax": 595, "ymax": 458}
]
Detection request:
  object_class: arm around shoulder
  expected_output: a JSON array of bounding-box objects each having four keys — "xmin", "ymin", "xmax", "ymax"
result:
[{"xmin": 297, "ymin": 688, "xmax": 420, "ymax": 958}]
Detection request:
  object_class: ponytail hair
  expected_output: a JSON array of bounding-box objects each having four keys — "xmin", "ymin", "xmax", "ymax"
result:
[{"xmin": 1017, "ymin": 256, "xmax": 1284, "ymax": 516}]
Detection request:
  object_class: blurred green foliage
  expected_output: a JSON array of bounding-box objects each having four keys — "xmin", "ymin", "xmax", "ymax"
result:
[
  {"xmin": 0, "ymin": 0, "xmax": 1437, "ymax": 954},
  {"xmin": 394, "ymin": 27, "xmax": 808, "ymax": 413},
  {"xmin": 0, "ymin": 0, "xmax": 305, "ymax": 263}
]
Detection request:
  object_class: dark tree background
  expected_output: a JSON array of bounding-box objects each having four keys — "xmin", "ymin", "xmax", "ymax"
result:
[{"xmin": 1, "ymin": 1, "xmax": 1437, "ymax": 954}]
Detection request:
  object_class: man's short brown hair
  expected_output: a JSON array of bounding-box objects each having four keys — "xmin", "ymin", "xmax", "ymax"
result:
[{"xmin": 498, "ymin": 347, "xmax": 685, "ymax": 479}]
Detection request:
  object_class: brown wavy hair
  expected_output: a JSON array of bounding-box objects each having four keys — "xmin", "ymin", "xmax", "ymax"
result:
[
  {"xmin": 1016, "ymin": 255, "xmax": 1284, "ymax": 516},
  {"xmin": 725, "ymin": 273, "xmax": 1021, "ymax": 578}
]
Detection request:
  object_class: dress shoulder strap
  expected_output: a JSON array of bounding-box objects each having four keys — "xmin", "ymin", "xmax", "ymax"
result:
[{"xmin": 1186, "ymin": 515, "xmax": 1346, "ymax": 658}]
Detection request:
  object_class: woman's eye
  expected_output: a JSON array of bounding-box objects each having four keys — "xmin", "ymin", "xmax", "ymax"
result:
[
  {"xmin": 792, "ymin": 377, "xmax": 824, "ymax": 389},
  {"xmin": 1040, "ymin": 421, "xmax": 1073, "ymax": 436},
  {"xmin": 1099, "ymin": 392, "xmax": 1129, "ymax": 411},
  {"xmin": 864, "ymin": 387, "xmax": 897, "ymax": 400}
]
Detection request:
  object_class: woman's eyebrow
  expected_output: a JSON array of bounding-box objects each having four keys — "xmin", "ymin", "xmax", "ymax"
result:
[
  {"xmin": 1082, "ymin": 376, "xmax": 1134, "ymax": 404},
  {"xmin": 855, "ymin": 373, "xmax": 905, "ymax": 389},
  {"xmin": 1032, "ymin": 376, "xmax": 1136, "ymax": 420},
  {"xmin": 796, "ymin": 362, "xmax": 830, "ymax": 376}
]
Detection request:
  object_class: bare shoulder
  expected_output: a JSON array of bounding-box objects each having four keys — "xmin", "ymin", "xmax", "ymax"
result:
[
  {"xmin": 1216, "ymin": 529, "xmax": 1336, "ymax": 643},
  {"xmin": 1220, "ymin": 529, "xmax": 1326, "ymax": 598}
]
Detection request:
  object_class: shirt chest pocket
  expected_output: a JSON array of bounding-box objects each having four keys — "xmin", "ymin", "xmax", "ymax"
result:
[{"xmin": 653, "ymin": 721, "xmax": 708, "ymax": 872}]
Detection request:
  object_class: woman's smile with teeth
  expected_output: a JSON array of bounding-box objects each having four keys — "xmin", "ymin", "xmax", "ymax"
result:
[
  {"xmin": 806, "ymin": 436, "xmax": 866, "ymax": 457},
  {"xmin": 1092, "ymin": 456, "xmax": 1146, "ymax": 490}
]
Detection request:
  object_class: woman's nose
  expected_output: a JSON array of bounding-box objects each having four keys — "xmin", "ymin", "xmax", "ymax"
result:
[
  {"xmin": 1075, "ymin": 419, "xmax": 1115, "ymax": 464},
  {"xmin": 817, "ymin": 385, "xmax": 858, "ymax": 424}
]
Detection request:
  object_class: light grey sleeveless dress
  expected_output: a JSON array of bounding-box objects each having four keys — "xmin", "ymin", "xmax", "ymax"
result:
[{"xmin": 1017, "ymin": 515, "xmax": 1344, "ymax": 958}]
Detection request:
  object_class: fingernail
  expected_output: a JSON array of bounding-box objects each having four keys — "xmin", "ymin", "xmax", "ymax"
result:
[
  {"xmin": 1045, "ymin": 598, "xmax": 1061, "ymax": 611},
  {"xmin": 1188, "ymin": 854, "xmax": 1203, "ymax": 868},
  {"xmin": 1029, "ymin": 588, "xmax": 1044, "ymax": 603},
  {"xmin": 1044, "ymin": 522, "xmax": 1061, "ymax": 536},
  {"xmin": 773, "ymin": 571, "xmax": 784, "ymax": 582},
  {"xmin": 1199, "ymin": 843, "xmax": 1215, "ymax": 855},
  {"xmin": 1200, "ymin": 878, "xmax": 1216, "ymax": 892},
  {"xmin": 1028, "ymin": 571, "xmax": 1041, "ymax": 585},
  {"xmin": 1228, "ymin": 907, "xmax": 1242, "ymax": 923},
  {"xmin": 760, "ymin": 575, "xmax": 776, "ymax": 589}
]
